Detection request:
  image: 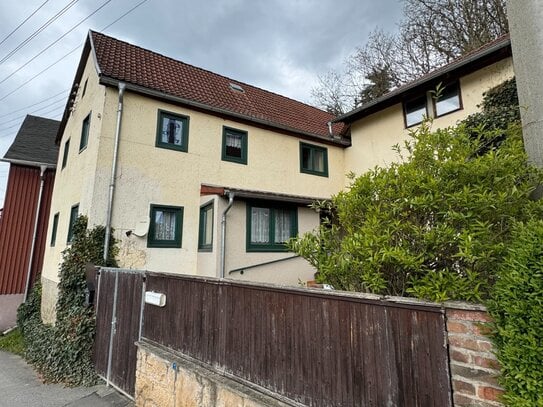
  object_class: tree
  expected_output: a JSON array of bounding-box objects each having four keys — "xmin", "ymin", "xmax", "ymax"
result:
[{"xmin": 312, "ymin": 0, "xmax": 508, "ymax": 112}]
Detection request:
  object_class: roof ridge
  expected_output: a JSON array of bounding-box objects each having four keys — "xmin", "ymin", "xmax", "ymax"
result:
[{"xmin": 89, "ymin": 30, "xmax": 332, "ymax": 117}]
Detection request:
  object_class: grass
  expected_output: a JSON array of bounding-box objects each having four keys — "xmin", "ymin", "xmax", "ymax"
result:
[{"xmin": 0, "ymin": 328, "xmax": 25, "ymax": 356}]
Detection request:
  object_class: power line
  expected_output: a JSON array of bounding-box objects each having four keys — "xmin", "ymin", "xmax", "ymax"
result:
[
  {"xmin": 0, "ymin": 89, "xmax": 69, "ymax": 120},
  {"xmin": 0, "ymin": 0, "xmax": 52, "ymax": 48},
  {"xmin": 0, "ymin": 97, "xmax": 67, "ymax": 128},
  {"xmin": 0, "ymin": 0, "xmax": 114, "ymax": 85},
  {"xmin": 0, "ymin": 0, "xmax": 151, "ymax": 102},
  {"xmin": 0, "ymin": 0, "xmax": 80, "ymax": 65}
]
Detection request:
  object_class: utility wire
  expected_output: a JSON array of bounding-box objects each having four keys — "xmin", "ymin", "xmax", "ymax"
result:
[
  {"xmin": 0, "ymin": 0, "xmax": 114, "ymax": 85},
  {"xmin": 0, "ymin": 0, "xmax": 151, "ymax": 102},
  {"xmin": 0, "ymin": 0, "xmax": 52, "ymax": 48},
  {"xmin": 0, "ymin": 97, "xmax": 67, "ymax": 127},
  {"xmin": 0, "ymin": 0, "xmax": 80, "ymax": 65},
  {"xmin": 0, "ymin": 89, "xmax": 69, "ymax": 120}
]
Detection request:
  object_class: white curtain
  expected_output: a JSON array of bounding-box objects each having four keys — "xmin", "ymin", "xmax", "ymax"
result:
[
  {"xmin": 162, "ymin": 118, "xmax": 182, "ymax": 145},
  {"xmin": 251, "ymin": 207, "xmax": 269, "ymax": 243},
  {"xmin": 274, "ymin": 209, "xmax": 291, "ymax": 243},
  {"xmin": 226, "ymin": 133, "xmax": 242, "ymax": 148},
  {"xmin": 155, "ymin": 210, "xmax": 176, "ymax": 240}
]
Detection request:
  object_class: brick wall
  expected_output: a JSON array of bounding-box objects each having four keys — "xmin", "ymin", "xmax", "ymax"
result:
[{"xmin": 445, "ymin": 304, "xmax": 503, "ymax": 407}]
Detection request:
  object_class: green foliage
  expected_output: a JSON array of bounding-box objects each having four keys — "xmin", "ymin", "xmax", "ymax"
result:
[
  {"xmin": 17, "ymin": 216, "xmax": 118, "ymax": 386},
  {"xmin": 289, "ymin": 123, "xmax": 542, "ymax": 302},
  {"xmin": 486, "ymin": 220, "xmax": 543, "ymax": 406},
  {"xmin": 462, "ymin": 77, "xmax": 520, "ymax": 134},
  {"xmin": 0, "ymin": 328, "xmax": 25, "ymax": 355}
]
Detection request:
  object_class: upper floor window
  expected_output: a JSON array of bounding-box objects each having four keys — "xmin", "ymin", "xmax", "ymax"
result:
[
  {"xmin": 300, "ymin": 142, "xmax": 328, "ymax": 177},
  {"xmin": 222, "ymin": 126, "xmax": 247, "ymax": 164},
  {"xmin": 50, "ymin": 213, "xmax": 59, "ymax": 246},
  {"xmin": 404, "ymin": 95, "xmax": 427, "ymax": 127},
  {"xmin": 80, "ymin": 113, "xmax": 91, "ymax": 151},
  {"xmin": 148, "ymin": 204, "xmax": 183, "ymax": 248},
  {"xmin": 434, "ymin": 82, "xmax": 461, "ymax": 117},
  {"xmin": 246, "ymin": 203, "xmax": 297, "ymax": 252},
  {"xmin": 81, "ymin": 78, "xmax": 88, "ymax": 98},
  {"xmin": 156, "ymin": 110, "xmax": 189, "ymax": 152},
  {"xmin": 61, "ymin": 138, "xmax": 70, "ymax": 169},
  {"xmin": 67, "ymin": 204, "xmax": 79, "ymax": 243}
]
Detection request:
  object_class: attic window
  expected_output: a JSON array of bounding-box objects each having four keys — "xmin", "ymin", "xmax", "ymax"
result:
[{"xmin": 229, "ymin": 83, "xmax": 244, "ymax": 93}]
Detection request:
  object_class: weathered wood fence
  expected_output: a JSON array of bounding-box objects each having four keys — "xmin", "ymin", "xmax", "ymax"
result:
[{"xmin": 141, "ymin": 272, "xmax": 452, "ymax": 406}]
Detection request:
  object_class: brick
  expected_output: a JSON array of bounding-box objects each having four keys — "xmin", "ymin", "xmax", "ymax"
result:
[
  {"xmin": 447, "ymin": 321, "xmax": 470, "ymax": 334},
  {"xmin": 478, "ymin": 386, "xmax": 504, "ymax": 403},
  {"xmin": 473, "ymin": 356, "xmax": 500, "ymax": 370},
  {"xmin": 453, "ymin": 379, "xmax": 476, "ymax": 395},
  {"xmin": 449, "ymin": 335, "xmax": 481, "ymax": 352},
  {"xmin": 450, "ymin": 349, "xmax": 471, "ymax": 364},
  {"xmin": 451, "ymin": 364, "xmax": 499, "ymax": 385},
  {"xmin": 453, "ymin": 393, "xmax": 479, "ymax": 406},
  {"xmin": 473, "ymin": 322, "xmax": 493, "ymax": 337},
  {"xmin": 447, "ymin": 309, "xmax": 492, "ymax": 322}
]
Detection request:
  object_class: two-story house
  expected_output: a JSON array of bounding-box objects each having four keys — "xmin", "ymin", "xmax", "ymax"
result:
[{"xmin": 40, "ymin": 31, "xmax": 513, "ymax": 321}]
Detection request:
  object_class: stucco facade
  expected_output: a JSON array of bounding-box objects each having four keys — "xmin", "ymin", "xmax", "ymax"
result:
[{"xmin": 344, "ymin": 57, "xmax": 514, "ymax": 178}]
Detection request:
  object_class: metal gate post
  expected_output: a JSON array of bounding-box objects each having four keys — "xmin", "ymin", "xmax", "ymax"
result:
[
  {"xmin": 106, "ymin": 271, "xmax": 119, "ymax": 387},
  {"xmin": 138, "ymin": 275, "xmax": 146, "ymax": 341}
]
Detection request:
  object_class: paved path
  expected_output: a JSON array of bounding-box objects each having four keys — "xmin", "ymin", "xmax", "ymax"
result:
[{"xmin": 0, "ymin": 351, "xmax": 133, "ymax": 407}]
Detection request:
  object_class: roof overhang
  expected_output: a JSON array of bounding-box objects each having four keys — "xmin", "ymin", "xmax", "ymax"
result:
[
  {"xmin": 201, "ymin": 184, "xmax": 329, "ymax": 205},
  {"xmin": 334, "ymin": 36, "xmax": 512, "ymax": 124},
  {"xmin": 0, "ymin": 157, "xmax": 56, "ymax": 169}
]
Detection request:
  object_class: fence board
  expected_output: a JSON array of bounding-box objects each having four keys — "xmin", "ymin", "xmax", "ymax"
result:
[{"xmin": 142, "ymin": 274, "xmax": 452, "ymax": 406}]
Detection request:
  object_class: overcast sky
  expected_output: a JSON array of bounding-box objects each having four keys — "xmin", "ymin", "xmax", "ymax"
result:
[{"xmin": 0, "ymin": 0, "xmax": 403, "ymax": 204}]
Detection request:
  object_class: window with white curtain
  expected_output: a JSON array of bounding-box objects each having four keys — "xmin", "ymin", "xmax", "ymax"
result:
[
  {"xmin": 300, "ymin": 142, "xmax": 328, "ymax": 177},
  {"xmin": 148, "ymin": 204, "xmax": 183, "ymax": 248},
  {"xmin": 156, "ymin": 110, "xmax": 189, "ymax": 152},
  {"xmin": 247, "ymin": 203, "xmax": 297, "ymax": 251},
  {"xmin": 222, "ymin": 126, "xmax": 247, "ymax": 164}
]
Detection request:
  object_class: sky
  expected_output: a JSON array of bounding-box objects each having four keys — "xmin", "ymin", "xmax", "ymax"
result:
[{"xmin": 0, "ymin": 0, "xmax": 403, "ymax": 205}]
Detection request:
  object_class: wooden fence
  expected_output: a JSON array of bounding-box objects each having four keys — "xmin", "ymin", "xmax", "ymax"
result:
[{"xmin": 142, "ymin": 273, "xmax": 452, "ymax": 406}]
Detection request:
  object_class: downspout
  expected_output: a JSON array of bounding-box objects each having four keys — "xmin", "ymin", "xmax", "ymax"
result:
[
  {"xmin": 219, "ymin": 192, "xmax": 235, "ymax": 279},
  {"xmin": 103, "ymin": 82, "xmax": 126, "ymax": 263},
  {"xmin": 23, "ymin": 165, "xmax": 47, "ymax": 302}
]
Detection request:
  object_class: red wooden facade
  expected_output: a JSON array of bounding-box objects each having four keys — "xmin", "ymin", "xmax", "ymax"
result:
[{"xmin": 0, "ymin": 165, "xmax": 55, "ymax": 294}]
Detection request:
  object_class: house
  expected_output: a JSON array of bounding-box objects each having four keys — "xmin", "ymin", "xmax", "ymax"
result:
[
  {"xmin": 336, "ymin": 34, "xmax": 513, "ymax": 179},
  {"xmin": 0, "ymin": 115, "xmax": 59, "ymax": 331},
  {"xmin": 39, "ymin": 31, "xmax": 514, "ymax": 322}
]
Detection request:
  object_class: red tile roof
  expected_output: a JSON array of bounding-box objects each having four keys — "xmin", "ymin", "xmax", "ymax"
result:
[{"xmin": 90, "ymin": 31, "xmax": 344, "ymax": 142}]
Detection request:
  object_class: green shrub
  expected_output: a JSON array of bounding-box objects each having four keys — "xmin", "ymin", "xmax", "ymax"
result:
[
  {"xmin": 0, "ymin": 328, "xmax": 25, "ymax": 355},
  {"xmin": 486, "ymin": 220, "xmax": 543, "ymax": 406},
  {"xmin": 17, "ymin": 216, "xmax": 118, "ymax": 385},
  {"xmin": 289, "ymin": 123, "xmax": 542, "ymax": 302}
]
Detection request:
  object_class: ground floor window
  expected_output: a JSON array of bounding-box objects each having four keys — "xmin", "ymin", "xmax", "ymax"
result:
[
  {"xmin": 198, "ymin": 201, "xmax": 214, "ymax": 251},
  {"xmin": 246, "ymin": 202, "xmax": 297, "ymax": 251},
  {"xmin": 148, "ymin": 204, "xmax": 183, "ymax": 248}
]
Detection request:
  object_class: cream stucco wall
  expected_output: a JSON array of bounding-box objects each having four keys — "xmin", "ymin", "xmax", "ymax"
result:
[{"xmin": 344, "ymin": 57, "xmax": 515, "ymax": 179}]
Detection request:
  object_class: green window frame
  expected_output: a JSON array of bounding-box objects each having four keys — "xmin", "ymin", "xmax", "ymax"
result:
[
  {"xmin": 80, "ymin": 112, "xmax": 91, "ymax": 151},
  {"xmin": 50, "ymin": 212, "xmax": 59, "ymax": 246},
  {"xmin": 222, "ymin": 126, "xmax": 247, "ymax": 164},
  {"xmin": 148, "ymin": 204, "xmax": 183, "ymax": 248},
  {"xmin": 300, "ymin": 142, "xmax": 328, "ymax": 177},
  {"xmin": 156, "ymin": 110, "xmax": 189, "ymax": 152},
  {"xmin": 61, "ymin": 138, "xmax": 70, "ymax": 169},
  {"xmin": 67, "ymin": 204, "xmax": 79, "ymax": 243},
  {"xmin": 198, "ymin": 201, "xmax": 214, "ymax": 251},
  {"xmin": 246, "ymin": 202, "xmax": 298, "ymax": 252}
]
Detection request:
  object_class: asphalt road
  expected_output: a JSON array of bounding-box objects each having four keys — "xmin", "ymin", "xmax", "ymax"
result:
[{"xmin": 0, "ymin": 350, "xmax": 133, "ymax": 407}]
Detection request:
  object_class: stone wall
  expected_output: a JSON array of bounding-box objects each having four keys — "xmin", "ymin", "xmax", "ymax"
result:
[
  {"xmin": 445, "ymin": 303, "xmax": 503, "ymax": 406},
  {"xmin": 135, "ymin": 341, "xmax": 300, "ymax": 407}
]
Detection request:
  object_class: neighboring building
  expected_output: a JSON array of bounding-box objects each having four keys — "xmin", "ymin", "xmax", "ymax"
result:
[
  {"xmin": 39, "ymin": 31, "xmax": 514, "ymax": 322},
  {"xmin": 0, "ymin": 115, "xmax": 59, "ymax": 331},
  {"xmin": 336, "ymin": 34, "xmax": 513, "ymax": 181}
]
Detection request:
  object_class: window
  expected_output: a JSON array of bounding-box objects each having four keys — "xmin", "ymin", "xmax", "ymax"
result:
[
  {"xmin": 156, "ymin": 110, "xmax": 189, "ymax": 152},
  {"xmin": 148, "ymin": 205, "xmax": 183, "ymax": 248},
  {"xmin": 434, "ymin": 82, "xmax": 461, "ymax": 117},
  {"xmin": 222, "ymin": 127, "xmax": 247, "ymax": 164},
  {"xmin": 81, "ymin": 78, "xmax": 88, "ymax": 98},
  {"xmin": 50, "ymin": 213, "xmax": 59, "ymax": 246},
  {"xmin": 198, "ymin": 202, "xmax": 214, "ymax": 251},
  {"xmin": 246, "ymin": 203, "xmax": 297, "ymax": 251},
  {"xmin": 300, "ymin": 142, "xmax": 328, "ymax": 177},
  {"xmin": 404, "ymin": 95, "xmax": 428, "ymax": 127},
  {"xmin": 62, "ymin": 139, "xmax": 70, "ymax": 169},
  {"xmin": 67, "ymin": 204, "xmax": 79, "ymax": 243},
  {"xmin": 80, "ymin": 113, "xmax": 91, "ymax": 151}
]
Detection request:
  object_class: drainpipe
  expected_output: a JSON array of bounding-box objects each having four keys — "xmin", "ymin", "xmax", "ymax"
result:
[
  {"xmin": 103, "ymin": 82, "xmax": 126, "ymax": 263},
  {"xmin": 23, "ymin": 165, "xmax": 47, "ymax": 302},
  {"xmin": 219, "ymin": 192, "xmax": 235, "ymax": 279}
]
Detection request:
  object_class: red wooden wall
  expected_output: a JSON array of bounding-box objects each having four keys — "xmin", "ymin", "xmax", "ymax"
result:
[{"xmin": 0, "ymin": 165, "xmax": 55, "ymax": 295}]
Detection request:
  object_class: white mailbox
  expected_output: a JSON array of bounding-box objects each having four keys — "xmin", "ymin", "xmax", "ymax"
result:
[{"xmin": 145, "ymin": 291, "xmax": 166, "ymax": 307}]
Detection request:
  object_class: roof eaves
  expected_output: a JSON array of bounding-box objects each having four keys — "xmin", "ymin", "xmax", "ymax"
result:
[
  {"xmin": 334, "ymin": 35, "xmax": 512, "ymax": 124},
  {"xmin": 201, "ymin": 183, "xmax": 329, "ymax": 204},
  {"xmin": 0, "ymin": 157, "xmax": 56, "ymax": 169},
  {"xmin": 99, "ymin": 76, "xmax": 350, "ymax": 147}
]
